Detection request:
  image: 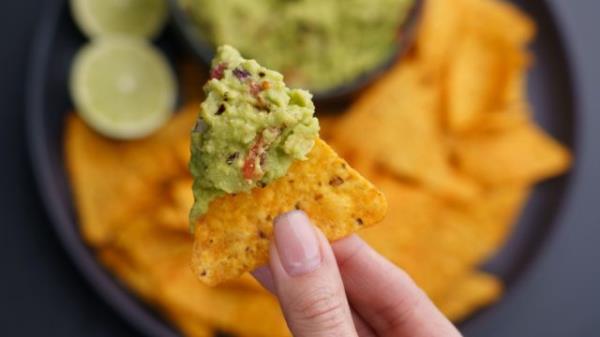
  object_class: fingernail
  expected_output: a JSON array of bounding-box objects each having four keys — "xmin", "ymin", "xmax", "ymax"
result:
[{"xmin": 273, "ymin": 210, "xmax": 322, "ymax": 276}]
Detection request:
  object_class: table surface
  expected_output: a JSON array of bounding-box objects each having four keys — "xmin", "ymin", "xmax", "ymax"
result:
[{"xmin": 1, "ymin": 0, "xmax": 599, "ymax": 336}]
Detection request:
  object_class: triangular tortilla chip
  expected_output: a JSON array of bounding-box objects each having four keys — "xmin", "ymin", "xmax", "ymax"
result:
[
  {"xmin": 192, "ymin": 139, "xmax": 387, "ymax": 285},
  {"xmin": 65, "ymin": 106, "xmax": 197, "ymax": 246},
  {"xmin": 454, "ymin": 121, "xmax": 571, "ymax": 185},
  {"xmin": 415, "ymin": 0, "xmax": 464, "ymax": 73},
  {"xmin": 434, "ymin": 272, "xmax": 503, "ymax": 322},
  {"xmin": 330, "ymin": 59, "xmax": 479, "ymax": 202},
  {"xmin": 359, "ymin": 170, "xmax": 527, "ymax": 299},
  {"xmin": 105, "ymin": 212, "xmax": 290, "ymax": 337}
]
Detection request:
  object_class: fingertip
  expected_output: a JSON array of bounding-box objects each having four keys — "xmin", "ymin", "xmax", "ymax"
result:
[{"xmin": 272, "ymin": 210, "xmax": 322, "ymax": 277}]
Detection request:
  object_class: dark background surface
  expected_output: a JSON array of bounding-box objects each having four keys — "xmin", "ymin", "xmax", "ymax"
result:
[{"xmin": 1, "ymin": 0, "xmax": 599, "ymax": 336}]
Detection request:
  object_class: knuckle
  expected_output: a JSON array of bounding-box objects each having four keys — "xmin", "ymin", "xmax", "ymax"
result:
[
  {"xmin": 381, "ymin": 285, "xmax": 427, "ymax": 332},
  {"xmin": 290, "ymin": 286, "xmax": 348, "ymax": 330}
]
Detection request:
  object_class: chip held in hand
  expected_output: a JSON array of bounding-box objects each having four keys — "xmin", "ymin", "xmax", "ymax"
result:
[{"xmin": 189, "ymin": 46, "xmax": 387, "ymax": 285}]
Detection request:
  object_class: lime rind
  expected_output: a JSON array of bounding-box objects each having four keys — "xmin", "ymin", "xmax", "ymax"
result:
[
  {"xmin": 70, "ymin": 37, "xmax": 176, "ymax": 139},
  {"xmin": 71, "ymin": 0, "xmax": 168, "ymax": 39}
]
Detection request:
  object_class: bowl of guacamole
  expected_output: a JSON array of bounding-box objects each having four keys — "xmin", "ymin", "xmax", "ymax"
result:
[{"xmin": 170, "ymin": 0, "xmax": 422, "ymax": 100}]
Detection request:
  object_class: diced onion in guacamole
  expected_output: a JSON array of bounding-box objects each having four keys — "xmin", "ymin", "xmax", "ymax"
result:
[
  {"xmin": 189, "ymin": 46, "xmax": 319, "ymax": 224},
  {"xmin": 181, "ymin": 0, "xmax": 414, "ymax": 91}
]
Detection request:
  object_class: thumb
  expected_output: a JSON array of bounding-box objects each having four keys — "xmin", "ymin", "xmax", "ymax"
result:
[{"xmin": 268, "ymin": 211, "xmax": 358, "ymax": 337}]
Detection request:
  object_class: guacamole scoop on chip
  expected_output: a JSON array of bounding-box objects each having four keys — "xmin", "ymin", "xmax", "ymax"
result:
[{"xmin": 189, "ymin": 45, "xmax": 319, "ymax": 224}]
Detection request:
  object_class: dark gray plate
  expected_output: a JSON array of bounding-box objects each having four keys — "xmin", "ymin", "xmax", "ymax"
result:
[{"xmin": 26, "ymin": 0, "xmax": 576, "ymax": 336}]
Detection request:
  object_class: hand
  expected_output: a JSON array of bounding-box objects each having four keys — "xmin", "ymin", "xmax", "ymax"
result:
[{"xmin": 252, "ymin": 210, "xmax": 463, "ymax": 337}]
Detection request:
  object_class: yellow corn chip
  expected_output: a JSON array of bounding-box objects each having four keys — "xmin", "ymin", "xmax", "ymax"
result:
[
  {"xmin": 446, "ymin": 34, "xmax": 513, "ymax": 131},
  {"xmin": 462, "ymin": 0, "xmax": 535, "ymax": 47},
  {"xmin": 435, "ymin": 272, "xmax": 503, "ymax": 322},
  {"xmin": 465, "ymin": 102, "xmax": 531, "ymax": 135},
  {"xmin": 192, "ymin": 139, "xmax": 387, "ymax": 286},
  {"xmin": 165, "ymin": 309, "xmax": 214, "ymax": 337},
  {"xmin": 454, "ymin": 122, "xmax": 571, "ymax": 185},
  {"xmin": 330, "ymin": 60, "xmax": 479, "ymax": 201},
  {"xmin": 362, "ymin": 170, "xmax": 527, "ymax": 298},
  {"xmin": 415, "ymin": 0, "xmax": 465, "ymax": 72},
  {"xmin": 109, "ymin": 212, "xmax": 288, "ymax": 336},
  {"xmin": 156, "ymin": 178, "xmax": 195, "ymax": 232},
  {"xmin": 158, "ymin": 258, "xmax": 291, "ymax": 337},
  {"xmin": 65, "ymin": 106, "xmax": 197, "ymax": 246},
  {"xmin": 316, "ymin": 113, "xmax": 342, "ymax": 143},
  {"xmin": 98, "ymin": 248, "xmax": 157, "ymax": 302}
]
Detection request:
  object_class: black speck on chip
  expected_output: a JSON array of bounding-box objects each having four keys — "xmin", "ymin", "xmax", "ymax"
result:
[
  {"xmin": 356, "ymin": 218, "xmax": 364, "ymax": 225},
  {"xmin": 329, "ymin": 176, "xmax": 344, "ymax": 187}
]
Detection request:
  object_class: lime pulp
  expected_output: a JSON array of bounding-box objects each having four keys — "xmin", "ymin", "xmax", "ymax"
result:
[
  {"xmin": 71, "ymin": 0, "xmax": 168, "ymax": 38},
  {"xmin": 70, "ymin": 37, "xmax": 176, "ymax": 139}
]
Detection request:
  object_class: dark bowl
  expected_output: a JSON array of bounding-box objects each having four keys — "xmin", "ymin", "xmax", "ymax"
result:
[
  {"xmin": 167, "ymin": 0, "xmax": 424, "ymax": 103},
  {"xmin": 26, "ymin": 0, "xmax": 581, "ymax": 336}
]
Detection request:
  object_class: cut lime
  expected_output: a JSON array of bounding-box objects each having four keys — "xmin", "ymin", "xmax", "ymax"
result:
[
  {"xmin": 70, "ymin": 38, "xmax": 176, "ymax": 139},
  {"xmin": 71, "ymin": 0, "xmax": 168, "ymax": 38}
]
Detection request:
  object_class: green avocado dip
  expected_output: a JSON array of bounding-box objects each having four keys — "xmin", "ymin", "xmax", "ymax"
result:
[
  {"xmin": 189, "ymin": 45, "xmax": 319, "ymax": 228},
  {"xmin": 180, "ymin": 0, "xmax": 414, "ymax": 91}
]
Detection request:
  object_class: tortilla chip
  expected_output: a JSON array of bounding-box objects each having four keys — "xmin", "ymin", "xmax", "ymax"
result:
[
  {"xmin": 317, "ymin": 113, "xmax": 343, "ymax": 143},
  {"xmin": 465, "ymin": 102, "xmax": 531, "ymax": 135},
  {"xmin": 98, "ymin": 248, "xmax": 156, "ymax": 302},
  {"xmin": 454, "ymin": 122, "xmax": 571, "ymax": 185},
  {"xmin": 65, "ymin": 105, "xmax": 197, "ymax": 246},
  {"xmin": 462, "ymin": 0, "xmax": 535, "ymax": 47},
  {"xmin": 415, "ymin": 0, "xmax": 465, "ymax": 72},
  {"xmin": 192, "ymin": 139, "xmax": 387, "ymax": 285},
  {"xmin": 358, "ymin": 175, "xmax": 441, "ymax": 292},
  {"xmin": 111, "ymin": 218, "xmax": 192, "ymax": 277},
  {"xmin": 416, "ymin": 185, "xmax": 528, "ymax": 298},
  {"xmin": 165, "ymin": 309, "xmax": 215, "ymax": 337},
  {"xmin": 156, "ymin": 178, "xmax": 195, "ymax": 232},
  {"xmin": 446, "ymin": 34, "xmax": 516, "ymax": 132},
  {"xmin": 361, "ymin": 170, "xmax": 527, "ymax": 298},
  {"xmin": 158, "ymin": 258, "xmax": 291, "ymax": 337},
  {"xmin": 108, "ymin": 211, "xmax": 287, "ymax": 336},
  {"xmin": 435, "ymin": 272, "xmax": 503, "ymax": 322},
  {"xmin": 330, "ymin": 60, "xmax": 479, "ymax": 202}
]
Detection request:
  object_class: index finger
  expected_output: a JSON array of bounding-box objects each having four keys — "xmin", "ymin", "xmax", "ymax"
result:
[{"xmin": 332, "ymin": 235, "xmax": 462, "ymax": 337}]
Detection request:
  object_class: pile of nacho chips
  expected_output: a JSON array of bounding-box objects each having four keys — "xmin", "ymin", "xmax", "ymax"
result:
[{"xmin": 65, "ymin": 0, "xmax": 571, "ymax": 336}]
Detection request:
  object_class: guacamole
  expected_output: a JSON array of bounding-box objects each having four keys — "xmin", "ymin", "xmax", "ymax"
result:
[
  {"xmin": 189, "ymin": 46, "xmax": 319, "ymax": 225},
  {"xmin": 181, "ymin": 0, "xmax": 414, "ymax": 91}
]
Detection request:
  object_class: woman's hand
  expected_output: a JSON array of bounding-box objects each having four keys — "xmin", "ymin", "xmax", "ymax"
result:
[{"xmin": 252, "ymin": 210, "xmax": 463, "ymax": 337}]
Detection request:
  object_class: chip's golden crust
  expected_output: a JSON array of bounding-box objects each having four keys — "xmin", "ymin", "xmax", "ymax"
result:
[
  {"xmin": 329, "ymin": 60, "xmax": 479, "ymax": 202},
  {"xmin": 166, "ymin": 311, "xmax": 214, "ymax": 337},
  {"xmin": 192, "ymin": 139, "xmax": 387, "ymax": 285},
  {"xmin": 454, "ymin": 122, "xmax": 572, "ymax": 185},
  {"xmin": 97, "ymin": 248, "xmax": 156, "ymax": 301},
  {"xmin": 434, "ymin": 272, "xmax": 503, "ymax": 322},
  {"xmin": 65, "ymin": 106, "xmax": 197, "ymax": 246},
  {"xmin": 158, "ymin": 259, "xmax": 291, "ymax": 337}
]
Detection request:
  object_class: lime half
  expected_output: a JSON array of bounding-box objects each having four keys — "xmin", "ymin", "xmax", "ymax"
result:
[
  {"xmin": 71, "ymin": 0, "xmax": 168, "ymax": 38},
  {"xmin": 70, "ymin": 38, "xmax": 176, "ymax": 139}
]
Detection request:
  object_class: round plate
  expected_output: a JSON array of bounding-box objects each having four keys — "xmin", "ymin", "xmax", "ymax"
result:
[{"xmin": 26, "ymin": 0, "xmax": 576, "ymax": 336}]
